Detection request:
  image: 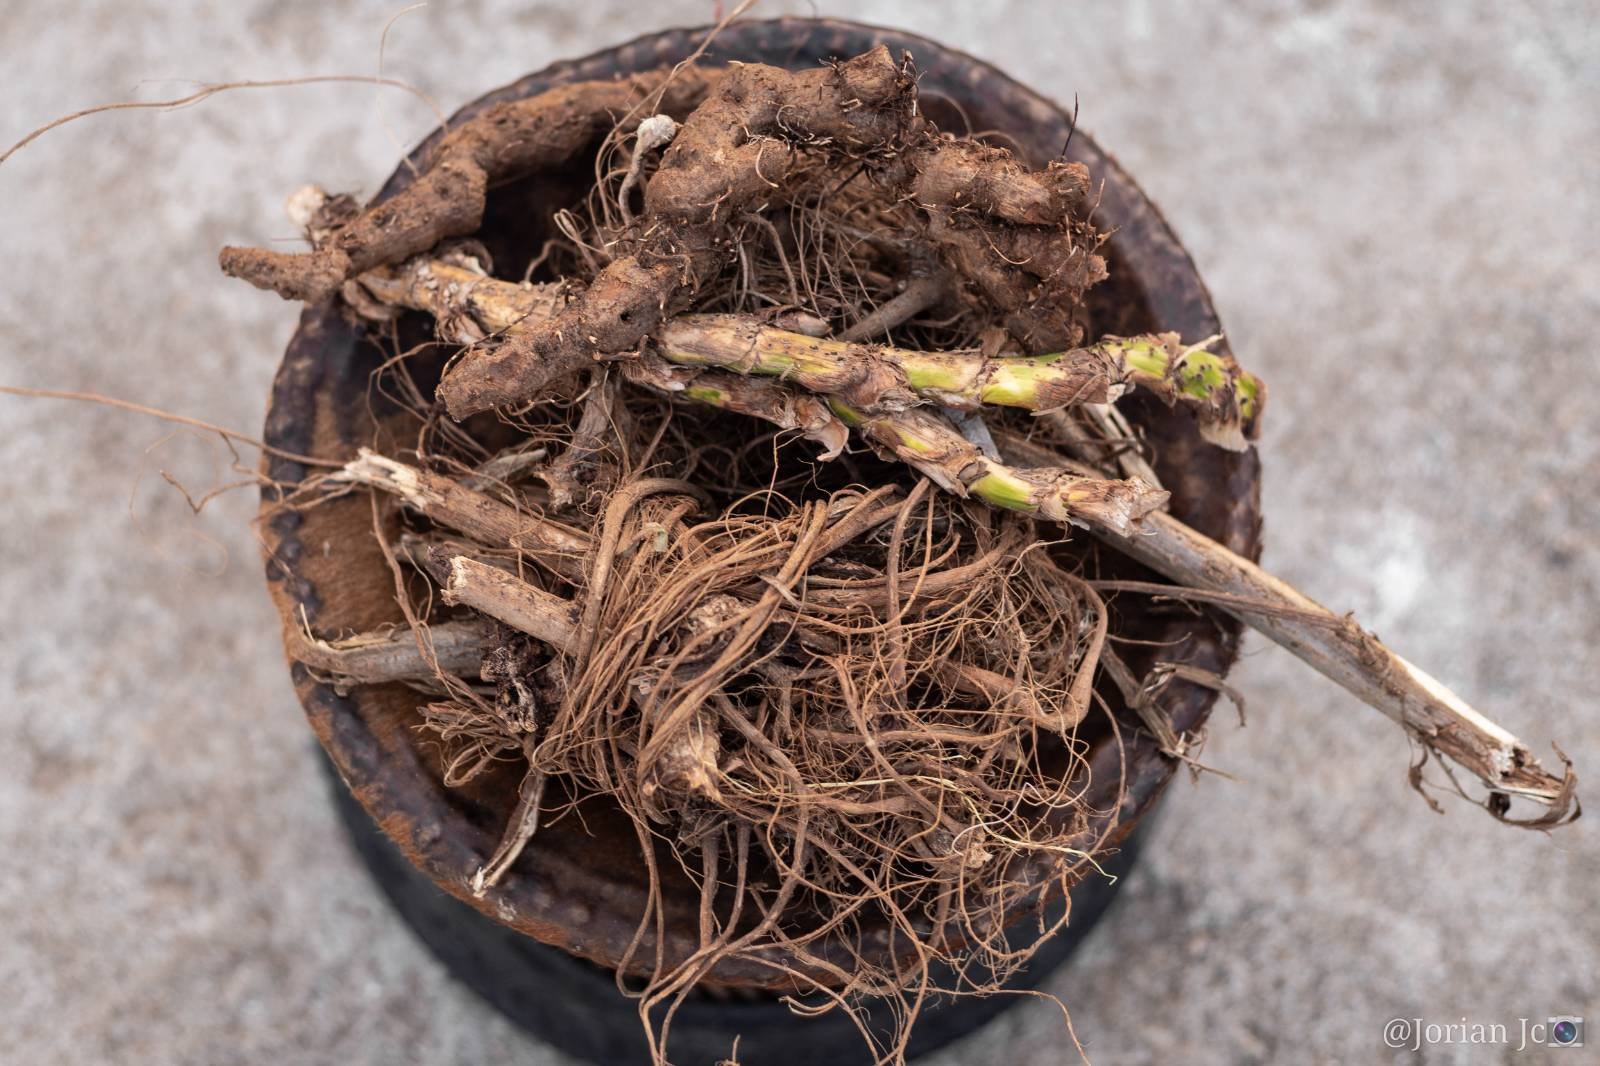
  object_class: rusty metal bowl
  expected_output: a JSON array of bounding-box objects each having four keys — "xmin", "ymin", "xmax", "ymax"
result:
[{"xmin": 260, "ymin": 16, "xmax": 1261, "ymax": 1062}]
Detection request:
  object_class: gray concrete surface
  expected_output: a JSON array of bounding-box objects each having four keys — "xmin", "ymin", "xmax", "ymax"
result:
[{"xmin": 2, "ymin": 2, "xmax": 1595, "ymax": 1063}]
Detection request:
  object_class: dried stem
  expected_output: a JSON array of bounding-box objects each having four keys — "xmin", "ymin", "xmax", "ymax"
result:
[
  {"xmin": 440, "ymin": 556, "xmax": 578, "ymax": 653},
  {"xmin": 539, "ymin": 371, "xmax": 626, "ymax": 510},
  {"xmin": 829, "ymin": 398, "xmax": 1168, "ymax": 535},
  {"xmin": 1040, "ymin": 406, "xmax": 1164, "ymax": 488},
  {"xmin": 839, "ymin": 271, "xmax": 949, "ymax": 343},
  {"xmin": 333, "ymin": 449, "xmax": 590, "ymax": 577},
  {"xmin": 471, "ymin": 760, "xmax": 548, "ymax": 896},
  {"xmin": 458, "ymin": 446, "xmax": 549, "ymax": 493},
  {"xmin": 999, "ymin": 432, "xmax": 1577, "ymax": 824},
  {"xmin": 1121, "ymin": 511, "xmax": 1576, "ymax": 822},
  {"xmin": 286, "ymin": 618, "xmax": 492, "ymax": 685}
]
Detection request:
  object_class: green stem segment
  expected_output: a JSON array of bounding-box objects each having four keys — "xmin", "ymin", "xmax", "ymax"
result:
[
  {"xmin": 827, "ymin": 399, "xmax": 1168, "ymax": 536},
  {"xmin": 361, "ymin": 259, "xmax": 1264, "ymax": 449},
  {"xmin": 657, "ymin": 319, "xmax": 1263, "ymax": 449},
  {"xmin": 619, "ymin": 354, "xmax": 849, "ymax": 459},
  {"xmin": 1119, "ymin": 337, "xmax": 1265, "ymax": 449}
]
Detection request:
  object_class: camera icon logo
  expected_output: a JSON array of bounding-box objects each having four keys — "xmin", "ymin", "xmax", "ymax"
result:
[{"xmin": 1548, "ymin": 1016, "xmax": 1584, "ymax": 1048}]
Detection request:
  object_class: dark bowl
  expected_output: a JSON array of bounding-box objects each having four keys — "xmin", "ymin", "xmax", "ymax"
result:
[{"xmin": 259, "ymin": 15, "xmax": 1261, "ymax": 1004}]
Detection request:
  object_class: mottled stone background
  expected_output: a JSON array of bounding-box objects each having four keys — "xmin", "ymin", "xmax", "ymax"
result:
[{"xmin": 2, "ymin": 3, "xmax": 1595, "ymax": 1063}]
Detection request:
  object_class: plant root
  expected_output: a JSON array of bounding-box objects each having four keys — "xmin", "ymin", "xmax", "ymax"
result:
[
  {"xmin": 219, "ymin": 67, "xmax": 720, "ymax": 302},
  {"xmin": 435, "ymin": 46, "xmax": 917, "ymax": 416}
]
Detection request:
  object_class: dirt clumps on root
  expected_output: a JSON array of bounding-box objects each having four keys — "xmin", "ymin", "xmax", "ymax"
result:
[
  {"xmin": 235, "ymin": 41, "xmax": 1260, "ymax": 1066},
  {"xmin": 437, "ymin": 45, "xmax": 921, "ymax": 417}
]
